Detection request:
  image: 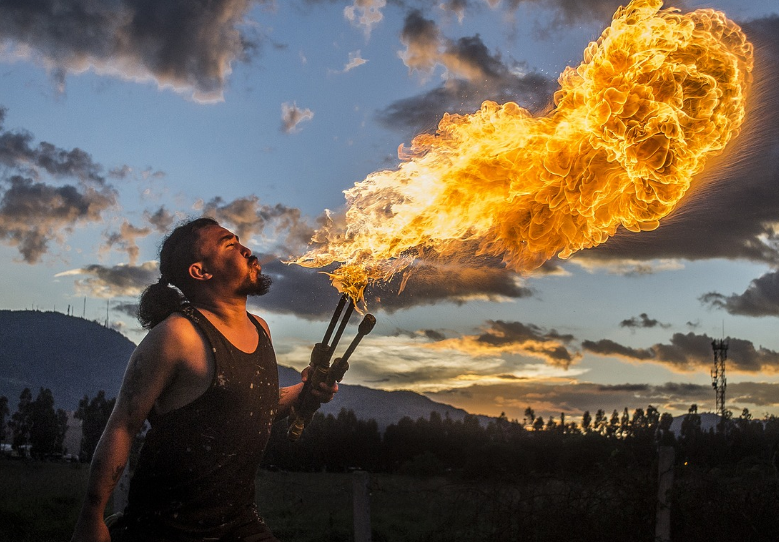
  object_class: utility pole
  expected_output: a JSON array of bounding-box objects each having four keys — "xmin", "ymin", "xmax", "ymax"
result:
[{"xmin": 711, "ymin": 339, "xmax": 728, "ymax": 418}]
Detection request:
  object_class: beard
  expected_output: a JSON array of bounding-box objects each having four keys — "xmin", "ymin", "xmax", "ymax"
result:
[
  {"xmin": 236, "ymin": 255, "xmax": 272, "ymax": 297},
  {"xmin": 238, "ymin": 271, "xmax": 272, "ymax": 297}
]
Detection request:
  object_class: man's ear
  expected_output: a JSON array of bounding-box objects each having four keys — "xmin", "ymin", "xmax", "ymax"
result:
[{"xmin": 188, "ymin": 262, "xmax": 212, "ymax": 282}]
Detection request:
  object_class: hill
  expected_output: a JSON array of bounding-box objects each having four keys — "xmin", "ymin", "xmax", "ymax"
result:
[
  {"xmin": 0, "ymin": 310, "xmax": 135, "ymax": 410},
  {"xmin": 0, "ymin": 310, "xmax": 487, "ymax": 429}
]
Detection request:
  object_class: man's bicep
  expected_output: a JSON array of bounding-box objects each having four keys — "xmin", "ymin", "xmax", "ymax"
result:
[{"xmin": 110, "ymin": 333, "xmax": 179, "ymax": 431}]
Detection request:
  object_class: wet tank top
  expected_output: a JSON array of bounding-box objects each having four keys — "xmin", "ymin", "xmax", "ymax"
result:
[{"xmin": 123, "ymin": 305, "xmax": 279, "ymax": 536}]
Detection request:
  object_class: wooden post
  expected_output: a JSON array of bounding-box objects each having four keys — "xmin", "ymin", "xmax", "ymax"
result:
[
  {"xmin": 352, "ymin": 470, "xmax": 371, "ymax": 542},
  {"xmin": 655, "ymin": 446, "xmax": 674, "ymax": 542}
]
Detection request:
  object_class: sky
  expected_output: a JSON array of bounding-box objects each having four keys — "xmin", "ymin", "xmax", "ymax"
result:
[{"xmin": 1, "ymin": 0, "xmax": 778, "ymax": 423}]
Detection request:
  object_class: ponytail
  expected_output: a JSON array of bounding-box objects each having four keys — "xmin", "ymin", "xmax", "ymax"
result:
[{"xmin": 138, "ymin": 280, "xmax": 185, "ymax": 330}]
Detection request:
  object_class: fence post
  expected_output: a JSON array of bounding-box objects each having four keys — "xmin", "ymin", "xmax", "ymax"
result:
[
  {"xmin": 353, "ymin": 470, "xmax": 371, "ymax": 542},
  {"xmin": 655, "ymin": 446, "xmax": 674, "ymax": 542}
]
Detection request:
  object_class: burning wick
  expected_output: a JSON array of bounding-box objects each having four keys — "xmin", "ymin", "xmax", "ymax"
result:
[{"xmin": 293, "ymin": 0, "xmax": 753, "ymax": 307}]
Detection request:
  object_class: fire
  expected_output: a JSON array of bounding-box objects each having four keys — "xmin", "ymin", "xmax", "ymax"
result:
[{"xmin": 294, "ymin": 0, "xmax": 753, "ymax": 305}]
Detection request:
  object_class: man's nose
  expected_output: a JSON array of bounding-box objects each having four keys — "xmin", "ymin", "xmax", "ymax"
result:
[{"xmin": 240, "ymin": 245, "xmax": 251, "ymax": 257}]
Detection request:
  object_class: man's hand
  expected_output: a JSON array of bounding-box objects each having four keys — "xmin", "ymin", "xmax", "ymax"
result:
[{"xmin": 301, "ymin": 365, "xmax": 338, "ymax": 403}]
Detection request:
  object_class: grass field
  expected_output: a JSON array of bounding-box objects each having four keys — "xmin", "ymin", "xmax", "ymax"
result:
[{"xmin": 0, "ymin": 460, "xmax": 495, "ymax": 542}]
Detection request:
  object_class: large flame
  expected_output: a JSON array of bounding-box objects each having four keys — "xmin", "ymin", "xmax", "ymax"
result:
[{"xmin": 295, "ymin": 0, "xmax": 753, "ymax": 304}]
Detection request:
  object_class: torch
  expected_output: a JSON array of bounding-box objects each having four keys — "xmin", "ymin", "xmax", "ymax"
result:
[{"xmin": 287, "ymin": 294, "xmax": 376, "ymax": 441}]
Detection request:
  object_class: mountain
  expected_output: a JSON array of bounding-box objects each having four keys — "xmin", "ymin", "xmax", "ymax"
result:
[
  {"xmin": 278, "ymin": 366, "xmax": 490, "ymax": 429},
  {"xmin": 0, "ymin": 310, "xmax": 488, "ymax": 429},
  {"xmin": 0, "ymin": 310, "xmax": 135, "ymax": 410}
]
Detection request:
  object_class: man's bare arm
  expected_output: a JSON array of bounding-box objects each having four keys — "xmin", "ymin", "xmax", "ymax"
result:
[
  {"xmin": 275, "ymin": 367, "xmax": 338, "ymax": 421},
  {"xmin": 70, "ymin": 317, "xmax": 191, "ymax": 542}
]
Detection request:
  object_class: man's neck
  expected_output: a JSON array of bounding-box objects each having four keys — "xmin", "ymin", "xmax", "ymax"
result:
[{"xmin": 189, "ymin": 294, "xmax": 249, "ymax": 328}]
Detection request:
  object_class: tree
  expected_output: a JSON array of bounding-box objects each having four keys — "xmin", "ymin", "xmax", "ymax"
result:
[
  {"xmin": 75, "ymin": 390, "xmax": 116, "ymax": 462},
  {"xmin": 0, "ymin": 395, "xmax": 8, "ymax": 446},
  {"xmin": 532, "ymin": 416, "xmax": 545, "ymax": 432},
  {"xmin": 28, "ymin": 388, "xmax": 65, "ymax": 458},
  {"xmin": 11, "ymin": 387, "xmax": 33, "ymax": 455},
  {"xmin": 524, "ymin": 407, "xmax": 535, "ymax": 427},
  {"xmin": 581, "ymin": 410, "xmax": 592, "ymax": 433}
]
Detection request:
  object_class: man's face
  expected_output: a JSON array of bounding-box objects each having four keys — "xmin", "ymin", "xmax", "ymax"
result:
[{"xmin": 196, "ymin": 225, "xmax": 272, "ymax": 296}]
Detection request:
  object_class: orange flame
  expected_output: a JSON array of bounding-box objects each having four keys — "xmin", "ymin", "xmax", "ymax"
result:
[{"xmin": 294, "ymin": 0, "xmax": 753, "ymax": 305}]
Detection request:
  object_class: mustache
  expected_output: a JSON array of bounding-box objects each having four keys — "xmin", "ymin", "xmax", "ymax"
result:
[{"xmin": 248, "ymin": 255, "xmax": 259, "ymax": 266}]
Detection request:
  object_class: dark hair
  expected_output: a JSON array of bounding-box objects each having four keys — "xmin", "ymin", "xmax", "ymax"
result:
[{"xmin": 138, "ymin": 217, "xmax": 219, "ymax": 329}]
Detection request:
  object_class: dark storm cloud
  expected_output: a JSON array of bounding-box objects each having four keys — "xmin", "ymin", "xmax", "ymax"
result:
[
  {"xmin": 0, "ymin": 0, "xmax": 260, "ymax": 100},
  {"xmin": 0, "ymin": 175, "xmax": 115, "ymax": 263},
  {"xmin": 583, "ymin": 332, "xmax": 779, "ymax": 373},
  {"xmin": 364, "ymin": 259, "xmax": 532, "ymax": 312},
  {"xmin": 254, "ymin": 256, "xmax": 533, "ymax": 319},
  {"xmin": 0, "ymin": 108, "xmax": 106, "ymax": 185},
  {"xmin": 700, "ymin": 269, "xmax": 779, "ymax": 317},
  {"xmin": 249, "ymin": 258, "xmax": 343, "ymax": 320},
  {"xmin": 577, "ymin": 16, "xmax": 779, "ymax": 268},
  {"xmin": 378, "ymin": 11, "xmax": 557, "ymax": 135},
  {"xmin": 59, "ymin": 261, "xmax": 160, "ymax": 298},
  {"xmin": 619, "ymin": 313, "xmax": 671, "ymax": 329}
]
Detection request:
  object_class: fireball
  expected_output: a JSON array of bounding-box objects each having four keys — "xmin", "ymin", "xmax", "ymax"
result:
[{"xmin": 295, "ymin": 0, "xmax": 753, "ymax": 305}]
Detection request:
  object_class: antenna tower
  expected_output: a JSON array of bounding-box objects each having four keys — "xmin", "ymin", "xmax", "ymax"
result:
[{"xmin": 711, "ymin": 339, "xmax": 728, "ymax": 417}]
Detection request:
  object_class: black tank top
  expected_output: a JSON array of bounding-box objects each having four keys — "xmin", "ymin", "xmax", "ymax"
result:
[{"xmin": 123, "ymin": 305, "xmax": 279, "ymax": 536}]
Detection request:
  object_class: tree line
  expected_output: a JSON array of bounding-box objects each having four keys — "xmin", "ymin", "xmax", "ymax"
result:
[
  {"xmin": 0, "ymin": 388, "xmax": 114, "ymax": 461},
  {"xmin": 262, "ymin": 404, "xmax": 779, "ymax": 477},
  {"xmin": 3, "ymin": 387, "xmax": 779, "ymax": 478}
]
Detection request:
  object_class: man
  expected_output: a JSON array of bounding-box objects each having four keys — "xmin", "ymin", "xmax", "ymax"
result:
[{"xmin": 71, "ymin": 217, "xmax": 336, "ymax": 542}]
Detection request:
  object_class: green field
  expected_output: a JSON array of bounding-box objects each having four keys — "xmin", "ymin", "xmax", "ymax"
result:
[{"xmin": 0, "ymin": 460, "xmax": 503, "ymax": 542}]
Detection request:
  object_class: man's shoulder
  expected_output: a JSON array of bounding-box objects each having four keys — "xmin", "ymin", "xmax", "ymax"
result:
[
  {"xmin": 248, "ymin": 312, "xmax": 271, "ymax": 342},
  {"xmin": 139, "ymin": 312, "xmax": 204, "ymax": 355}
]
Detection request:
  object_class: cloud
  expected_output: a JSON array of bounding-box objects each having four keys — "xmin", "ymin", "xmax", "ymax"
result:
[
  {"xmin": 0, "ymin": 108, "xmax": 106, "ymax": 185},
  {"xmin": 0, "ymin": 175, "xmax": 115, "ymax": 263},
  {"xmin": 113, "ymin": 301, "xmax": 140, "ymax": 319},
  {"xmin": 344, "ymin": 0, "xmax": 387, "ymax": 37},
  {"xmin": 439, "ymin": 0, "xmax": 469, "ymax": 23},
  {"xmin": 379, "ymin": 11, "xmax": 556, "ymax": 135},
  {"xmin": 569, "ymin": 258, "xmax": 685, "ymax": 276},
  {"xmin": 202, "ymin": 196, "xmax": 315, "ymax": 256},
  {"xmin": 280, "ymin": 102, "xmax": 315, "ymax": 133},
  {"xmin": 619, "ymin": 313, "xmax": 671, "ymax": 329},
  {"xmin": 363, "ymin": 258, "xmax": 533, "ymax": 312},
  {"xmin": 700, "ymin": 269, "xmax": 779, "ymax": 317},
  {"xmin": 101, "ymin": 220, "xmax": 152, "ymax": 265},
  {"xmin": 430, "ymin": 319, "xmax": 580, "ymax": 368},
  {"xmin": 253, "ymin": 256, "xmax": 533, "ymax": 319},
  {"xmin": 425, "ymin": 378, "xmax": 756, "ymax": 420},
  {"xmin": 143, "ymin": 206, "xmax": 177, "ymax": 234},
  {"xmin": 343, "ymin": 50, "xmax": 368, "ymax": 72},
  {"xmin": 0, "ymin": 0, "xmax": 260, "ymax": 101},
  {"xmin": 582, "ymin": 332, "xmax": 779, "ymax": 373},
  {"xmin": 56, "ymin": 261, "xmax": 159, "ymax": 299}
]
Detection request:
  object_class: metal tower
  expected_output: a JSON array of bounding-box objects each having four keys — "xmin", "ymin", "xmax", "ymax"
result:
[{"xmin": 711, "ymin": 339, "xmax": 728, "ymax": 417}]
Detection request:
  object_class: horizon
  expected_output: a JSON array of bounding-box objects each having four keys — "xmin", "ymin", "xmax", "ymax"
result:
[{"xmin": 0, "ymin": 0, "xmax": 778, "ymax": 423}]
